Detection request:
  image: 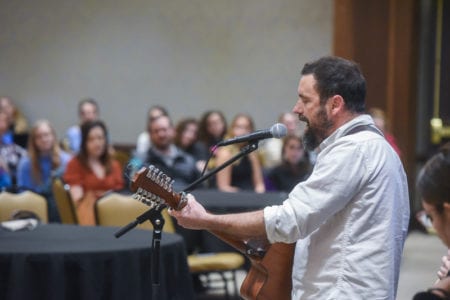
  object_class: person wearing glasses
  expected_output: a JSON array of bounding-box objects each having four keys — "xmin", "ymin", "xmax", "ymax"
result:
[{"xmin": 414, "ymin": 142, "xmax": 450, "ymax": 300}]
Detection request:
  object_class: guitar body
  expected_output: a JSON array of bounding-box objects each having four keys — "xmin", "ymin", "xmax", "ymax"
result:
[{"xmin": 240, "ymin": 242, "xmax": 295, "ymax": 300}]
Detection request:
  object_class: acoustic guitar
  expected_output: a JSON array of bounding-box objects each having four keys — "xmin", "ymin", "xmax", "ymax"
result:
[{"xmin": 130, "ymin": 165, "xmax": 295, "ymax": 300}]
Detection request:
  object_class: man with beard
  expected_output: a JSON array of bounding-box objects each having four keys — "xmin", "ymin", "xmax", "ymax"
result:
[
  {"xmin": 128, "ymin": 114, "xmax": 200, "ymax": 191},
  {"xmin": 169, "ymin": 56, "xmax": 410, "ymax": 299}
]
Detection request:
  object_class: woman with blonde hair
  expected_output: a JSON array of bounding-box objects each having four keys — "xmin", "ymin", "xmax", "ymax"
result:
[
  {"xmin": 0, "ymin": 96, "xmax": 29, "ymax": 148},
  {"xmin": 0, "ymin": 96, "xmax": 28, "ymax": 133},
  {"xmin": 17, "ymin": 119, "xmax": 71, "ymax": 222},
  {"xmin": 214, "ymin": 113, "xmax": 265, "ymax": 193}
]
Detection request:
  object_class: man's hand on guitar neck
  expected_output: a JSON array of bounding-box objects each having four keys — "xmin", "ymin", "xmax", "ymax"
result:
[
  {"xmin": 168, "ymin": 193, "xmax": 268, "ymax": 241},
  {"xmin": 168, "ymin": 193, "xmax": 211, "ymax": 230}
]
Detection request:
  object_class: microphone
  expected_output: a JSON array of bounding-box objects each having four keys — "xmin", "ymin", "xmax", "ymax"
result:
[{"xmin": 216, "ymin": 123, "xmax": 287, "ymax": 147}]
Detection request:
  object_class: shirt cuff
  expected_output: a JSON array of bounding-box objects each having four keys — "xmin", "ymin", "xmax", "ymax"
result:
[{"xmin": 264, "ymin": 205, "xmax": 282, "ymax": 244}]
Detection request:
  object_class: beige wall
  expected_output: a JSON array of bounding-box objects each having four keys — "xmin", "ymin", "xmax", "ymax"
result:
[{"xmin": 0, "ymin": 0, "xmax": 332, "ymax": 144}]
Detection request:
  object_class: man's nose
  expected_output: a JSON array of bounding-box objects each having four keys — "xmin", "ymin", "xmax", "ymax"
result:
[{"xmin": 292, "ymin": 101, "xmax": 304, "ymax": 115}]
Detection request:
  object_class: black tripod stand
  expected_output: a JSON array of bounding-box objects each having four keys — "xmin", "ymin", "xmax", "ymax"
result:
[{"xmin": 115, "ymin": 204, "xmax": 166, "ymax": 299}]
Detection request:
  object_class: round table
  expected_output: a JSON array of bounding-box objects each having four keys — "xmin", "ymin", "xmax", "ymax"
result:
[{"xmin": 0, "ymin": 224, "xmax": 195, "ymax": 300}]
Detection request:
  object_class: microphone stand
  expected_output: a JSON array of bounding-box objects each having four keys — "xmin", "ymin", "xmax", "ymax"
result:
[
  {"xmin": 115, "ymin": 204, "xmax": 166, "ymax": 300},
  {"xmin": 114, "ymin": 141, "xmax": 260, "ymax": 298}
]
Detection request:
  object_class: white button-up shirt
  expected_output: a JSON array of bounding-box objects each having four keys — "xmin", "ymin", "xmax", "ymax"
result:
[{"xmin": 264, "ymin": 114, "xmax": 410, "ymax": 300}]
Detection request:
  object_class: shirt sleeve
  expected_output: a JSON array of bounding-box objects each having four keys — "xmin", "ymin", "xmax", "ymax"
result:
[{"xmin": 264, "ymin": 139, "xmax": 370, "ymax": 243}]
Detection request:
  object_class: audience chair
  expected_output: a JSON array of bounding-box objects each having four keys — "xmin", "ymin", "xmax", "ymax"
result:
[
  {"xmin": 0, "ymin": 190, "xmax": 48, "ymax": 223},
  {"xmin": 164, "ymin": 215, "xmax": 244, "ymax": 299},
  {"xmin": 188, "ymin": 252, "xmax": 245, "ymax": 299},
  {"xmin": 95, "ymin": 192, "xmax": 175, "ymax": 232},
  {"xmin": 112, "ymin": 150, "xmax": 131, "ymax": 171},
  {"xmin": 52, "ymin": 178, "xmax": 78, "ymax": 224},
  {"xmin": 95, "ymin": 192, "xmax": 245, "ymax": 299}
]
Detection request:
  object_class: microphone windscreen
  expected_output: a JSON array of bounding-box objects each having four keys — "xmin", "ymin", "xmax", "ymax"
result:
[{"xmin": 270, "ymin": 123, "xmax": 287, "ymax": 139}]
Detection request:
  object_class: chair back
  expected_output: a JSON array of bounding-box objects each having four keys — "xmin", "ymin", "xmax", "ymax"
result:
[
  {"xmin": 0, "ymin": 191, "xmax": 48, "ymax": 223},
  {"xmin": 112, "ymin": 150, "xmax": 131, "ymax": 171},
  {"xmin": 96, "ymin": 192, "xmax": 175, "ymax": 233},
  {"xmin": 52, "ymin": 178, "xmax": 78, "ymax": 224}
]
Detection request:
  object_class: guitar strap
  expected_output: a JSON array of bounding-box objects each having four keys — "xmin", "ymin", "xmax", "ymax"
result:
[{"xmin": 344, "ymin": 124, "xmax": 383, "ymax": 137}]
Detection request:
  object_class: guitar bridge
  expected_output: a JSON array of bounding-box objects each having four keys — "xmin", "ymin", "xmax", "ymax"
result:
[
  {"xmin": 246, "ymin": 247, "xmax": 266, "ymax": 258},
  {"xmin": 245, "ymin": 244, "xmax": 266, "ymax": 259}
]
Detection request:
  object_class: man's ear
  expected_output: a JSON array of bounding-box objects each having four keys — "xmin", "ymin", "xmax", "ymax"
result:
[
  {"xmin": 443, "ymin": 202, "xmax": 450, "ymax": 219},
  {"xmin": 443, "ymin": 202, "xmax": 450, "ymax": 212},
  {"xmin": 328, "ymin": 95, "xmax": 345, "ymax": 115}
]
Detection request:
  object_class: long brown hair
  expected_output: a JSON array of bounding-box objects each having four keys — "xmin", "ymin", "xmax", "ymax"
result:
[
  {"xmin": 174, "ymin": 118, "xmax": 198, "ymax": 149},
  {"xmin": 77, "ymin": 120, "xmax": 113, "ymax": 174},
  {"xmin": 198, "ymin": 110, "xmax": 227, "ymax": 146},
  {"xmin": 28, "ymin": 120, "xmax": 62, "ymax": 184}
]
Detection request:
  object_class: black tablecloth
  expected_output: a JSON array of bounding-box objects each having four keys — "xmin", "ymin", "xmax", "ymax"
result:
[
  {"xmin": 0, "ymin": 224, "xmax": 194, "ymax": 300},
  {"xmin": 192, "ymin": 190, "xmax": 287, "ymax": 213}
]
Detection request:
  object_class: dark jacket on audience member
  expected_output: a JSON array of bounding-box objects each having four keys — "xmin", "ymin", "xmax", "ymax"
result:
[{"xmin": 139, "ymin": 145, "xmax": 200, "ymax": 191}]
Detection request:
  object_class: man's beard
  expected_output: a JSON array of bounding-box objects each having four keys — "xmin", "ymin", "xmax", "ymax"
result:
[{"xmin": 301, "ymin": 107, "xmax": 333, "ymax": 151}]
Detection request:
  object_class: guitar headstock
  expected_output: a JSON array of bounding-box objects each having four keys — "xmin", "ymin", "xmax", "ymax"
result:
[{"xmin": 130, "ymin": 165, "xmax": 187, "ymax": 210}]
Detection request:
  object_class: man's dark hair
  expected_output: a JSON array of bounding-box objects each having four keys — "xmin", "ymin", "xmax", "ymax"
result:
[
  {"xmin": 149, "ymin": 114, "xmax": 173, "ymax": 131},
  {"xmin": 301, "ymin": 56, "xmax": 366, "ymax": 113},
  {"xmin": 78, "ymin": 97, "xmax": 99, "ymax": 115}
]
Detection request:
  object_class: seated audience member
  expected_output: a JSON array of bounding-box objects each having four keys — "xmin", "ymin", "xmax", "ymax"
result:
[
  {"xmin": 413, "ymin": 142, "xmax": 450, "ymax": 299},
  {"xmin": 197, "ymin": 110, "xmax": 228, "ymax": 187},
  {"xmin": 197, "ymin": 110, "xmax": 227, "ymax": 153},
  {"xmin": 135, "ymin": 105, "xmax": 169, "ymax": 161},
  {"xmin": 64, "ymin": 98, "xmax": 99, "ymax": 154},
  {"xmin": 214, "ymin": 113, "xmax": 265, "ymax": 193},
  {"xmin": 63, "ymin": 120, "xmax": 124, "ymax": 225},
  {"xmin": 17, "ymin": 120, "xmax": 72, "ymax": 222},
  {"xmin": 0, "ymin": 110, "xmax": 27, "ymax": 191},
  {"xmin": 0, "ymin": 96, "xmax": 29, "ymax": 148},
  {"xmin": 260, "ymin": 111, "xmax": 300, "ymax": 169},
  {"xmin": 128, "ymin": 114, "xmax": 200, "ymax": 191},
  {"xmin": 368, "ymin": 107, "xmax": 402, "ymax": 157},
  {"xmin": 174, "ymin": 117, "xmax": 209, "ymax": 172},
  {"xmin": 267, "ymin": 135, "xmax": 312, "ymax": 192},
  {"xmin": 127, "ymin": 114, "xmax": 202, "ymax": 258}
]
